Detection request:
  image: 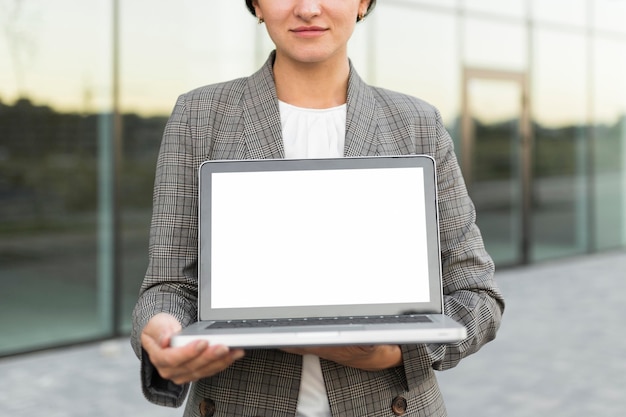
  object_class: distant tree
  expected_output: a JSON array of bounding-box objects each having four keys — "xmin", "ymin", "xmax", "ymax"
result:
[{"xmin": 0, "ymin": 0, "xmax": 39, "ymax": 97}]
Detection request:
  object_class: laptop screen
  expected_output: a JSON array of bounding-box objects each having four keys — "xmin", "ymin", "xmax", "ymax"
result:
[
  {"xmin": 198, "ymin": 156, "xmax": 443, "ymax": 320},
  {"xmin": 210, "ymin": 167, "xmax": 430, "ymax": 309}
]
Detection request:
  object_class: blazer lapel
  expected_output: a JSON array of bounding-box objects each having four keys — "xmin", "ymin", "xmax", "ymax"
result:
[
  {"xmin": 241, "ymin": 53, "xmax": 285, "ymax": 160},
  {"xmin": 345, "ymin": 63, "xmax": 415, "ymax": 157},
  {"xmin": 344, "ymin": 65, "xmax": 380, "ymax": 157}
]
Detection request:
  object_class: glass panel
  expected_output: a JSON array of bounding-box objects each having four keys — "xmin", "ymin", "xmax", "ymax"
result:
[
  {"xmin": 530, "ymin": 0, "xmax": 587, "ymax": 27},
  {"xmin": 0, "ymin": 0, "xmax": 113, "ymax": 354},
  {"xmin": 466, "ymin": 78, "xmax": 524, "ymax": 266},
  {"xmin": 592, "ymin": 38, "xmax": 626, "ymax": 250},
  {"xmin": 531, "ymin": 29, "xmax": 589, "ymax": 261},
  {"xmin": 464, "ymin": 17, "xmax": 527, "ymax": 72},
  {"xmin": 119, "ymin": 0, "xmax": 262, "ymax": 117},
  {"xmin": 408, "ymin": 0, "xmax": 457, "ymax": 9},
  {"xmin": 371, "ymin": 5, "xmax": 459, "ymax": 122},
  {"xmin": 462, "ymin": 0, "xmax": 525, "ymax": 18},
  {"xmin": 593, "ymin": 0, "xmax": 626, "ymax": 34}
]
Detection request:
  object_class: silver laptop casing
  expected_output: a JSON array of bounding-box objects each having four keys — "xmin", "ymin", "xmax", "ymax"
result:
[{"xmin": 171, "ymin": 155, "xmax": 466, "ymax": 348}]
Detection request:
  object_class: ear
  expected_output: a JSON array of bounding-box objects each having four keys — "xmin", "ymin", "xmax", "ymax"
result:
[
  {"xmin": 252, "ymin": 0, "xmax": 261, "ymax": 17},
  {"xmin": 359, "ymin": 0, "xmax": 371, "ymax": 17}
]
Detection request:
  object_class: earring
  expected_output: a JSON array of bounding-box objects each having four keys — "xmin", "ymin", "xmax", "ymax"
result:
[
  {"xmin": 257, "ymin": 17, "xmax": 265, "ymax": 24},
  {"xmin": 357, "ymin": 13, "xmax": 365, "ymax": 22}
]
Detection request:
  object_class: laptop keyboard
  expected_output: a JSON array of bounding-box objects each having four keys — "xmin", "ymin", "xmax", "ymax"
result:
[{"xmin": 207, "ymin": 315, "xmax": 432, "ymax": 329}]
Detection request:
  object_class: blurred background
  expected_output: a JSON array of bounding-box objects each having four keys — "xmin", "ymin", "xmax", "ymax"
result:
[{"xmin": 0, "ymin": 0, "xmax": 625, "ymax": 398}]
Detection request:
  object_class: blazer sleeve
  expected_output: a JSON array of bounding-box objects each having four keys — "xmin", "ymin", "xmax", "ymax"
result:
[
  {"xmin": 130, "ymin": 93, "xmax": 200, "ymax": 407},
  {"xmin": 400, "ymin": 108, "xmax": 505, "ymax": 390}
]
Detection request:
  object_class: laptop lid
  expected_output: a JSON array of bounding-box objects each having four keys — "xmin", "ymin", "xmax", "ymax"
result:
[{"xmin": 197, "ymin": 155, "xmax": 442, "ymax": 322}]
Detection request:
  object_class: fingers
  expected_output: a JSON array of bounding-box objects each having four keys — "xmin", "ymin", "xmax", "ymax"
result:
[
  {"xmin": 140, "ymin": 314, "xmax": 245, "ymax": 385},
  {"xmin": 181, "ymin": 346, "xmax": 245, "ymax": 384},
  {"xmin": 280, "ymin": 345, "xmax": 375, "ymax": 363},
  {"xmin": 144, "ymin": 336, "xmax": 245, "ymax": 385},
  {"xmin": 283, "ymin": 345, "xmax": 377, "ymax": 357},
  {"xmin": 281, "ymin": 345, "xmax": 401, "ymax": 371},
  {"xmin": 281, "ymin": 347, "xmax": 314, "ymax": 356}
]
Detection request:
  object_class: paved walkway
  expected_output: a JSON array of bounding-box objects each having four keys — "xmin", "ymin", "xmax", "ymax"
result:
[
  {"xmin": 438, "ymin": 250, "xmax": 626, "ymax": 417},
  {"xmin": 1, "ymin": 250, "xmax": 625, "ymax": 417}
]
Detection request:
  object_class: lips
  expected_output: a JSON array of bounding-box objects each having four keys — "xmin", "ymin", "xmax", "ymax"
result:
[
  {"xmin": 291, "ymin": 26, "xmax": 328, "ymax": 37},
  {"xmin": 293, "ymin": 26, "xmax": 325, "ymax": 32}
]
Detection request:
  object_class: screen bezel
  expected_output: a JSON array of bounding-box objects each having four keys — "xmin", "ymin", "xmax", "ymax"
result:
[{"xmin": 198, "ymin": 155, "xmax": 443, "ymax": 321}]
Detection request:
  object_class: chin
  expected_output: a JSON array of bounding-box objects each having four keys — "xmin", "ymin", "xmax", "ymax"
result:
[{"xmin": 282, "ymin": 49, "xmax": 342, "ymax": 65}]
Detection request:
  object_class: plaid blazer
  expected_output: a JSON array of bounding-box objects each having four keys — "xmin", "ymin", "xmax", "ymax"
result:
[{"xmin": 131, "ymin": 52, "xmax": 504, "ymax": 417}]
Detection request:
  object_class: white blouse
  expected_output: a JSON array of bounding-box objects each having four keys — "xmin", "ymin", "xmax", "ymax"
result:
[
  {"xmin": 279, "ymin": 100, "xmax": 346, "ymax": 160},
  {"xmin": 278, "ymin": 100, "xmax": 347, "ymax": 417}
]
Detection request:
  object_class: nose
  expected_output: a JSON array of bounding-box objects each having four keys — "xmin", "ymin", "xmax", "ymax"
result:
[{"xmin": 294, "ymin": 0, "xmax": 322, "ymax": 20}]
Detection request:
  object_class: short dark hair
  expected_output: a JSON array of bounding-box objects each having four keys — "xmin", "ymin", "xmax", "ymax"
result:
[{"xmin": 244, "ymin": 0, "xmax": 377, "ymax": 20}]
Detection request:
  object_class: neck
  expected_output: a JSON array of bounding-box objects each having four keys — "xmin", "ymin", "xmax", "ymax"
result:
[{"xmin": 272, "ymin": 53, "xmax": 350, "ymax": 109}]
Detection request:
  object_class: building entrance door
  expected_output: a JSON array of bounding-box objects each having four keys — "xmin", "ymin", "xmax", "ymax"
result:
[{"xmin": 461, "ymin": 68, "xmax": 531, "ymax": 266}]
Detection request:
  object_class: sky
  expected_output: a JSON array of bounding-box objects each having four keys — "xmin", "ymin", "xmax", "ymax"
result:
[{"xmin": 0, "ymin": 0, "xmax": 625, "ymax": 126}]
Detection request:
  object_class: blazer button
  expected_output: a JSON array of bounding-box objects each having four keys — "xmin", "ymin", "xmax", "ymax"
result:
[
  {"xmin": 391, "ymin": 395, "xmax": 408, "ymax": 416},
  {"xmin": 199, "ymin": 398, "xmax": 216, "ymax": 417}
]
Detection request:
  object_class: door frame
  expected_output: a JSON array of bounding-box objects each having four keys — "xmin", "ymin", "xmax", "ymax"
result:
[{"xmin": 461, "ymin": 67, "xmax": 533, "ymax": 265}]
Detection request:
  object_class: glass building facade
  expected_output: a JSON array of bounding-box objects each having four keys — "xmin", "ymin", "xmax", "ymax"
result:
[{"xmin": 1, "ymin": 0, "xmax": 624, "ymax": 356}]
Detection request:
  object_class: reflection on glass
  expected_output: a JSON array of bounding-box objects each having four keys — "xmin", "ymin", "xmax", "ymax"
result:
[
  {"xmin": 373, "ymin": 5, "xmax": 459, "ymax": 122},
  {"xmin": 592, "ymin": 38, "xmax": 626, "ymax": 250},
  {"xmin": 594, "ymin": 0, "xmax": 626, "ymax": 34},
  {"xmin": 0, "ymin": 0, "xmax": 111, "ymax": 112},
  {"xmin": 464, "ymin": 17, "xmax": 527, "ymax": 71},
  {"xmin": 409, "ymin": 0, "xmax": 457, "ymax": 9},
  {"xmin": 532, "ymin": 29, "xmax": 587, "ymax": 127},
  {"xmin": 462, "ymin": 0, "xmax": 525, "ymax": 18},
  {"xmin": 530, "ymin": 0, "xmax": 587, "ymax": 27},
  {"xmin": 0, "ymin": 100, "xmax": 105, "ymax": 354},
  {"xmin": 0, "ymin": 0, "xmax": 112, "ymax": 354},
  {"xmin": 465, "ymin": 78, "xmax": 524, "ymax": 266},
  {"xmin": 121, "ymin": 0, "xmax": 262, "ymax": 116},
  {"xmin": 531, "ymin": 29, "xmax": 589, "ymax": 261}
]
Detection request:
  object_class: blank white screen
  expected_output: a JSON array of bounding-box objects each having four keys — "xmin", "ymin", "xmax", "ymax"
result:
[{"xmin": 210, "ymin": 167, "xmax": 431, "ymax": 308}]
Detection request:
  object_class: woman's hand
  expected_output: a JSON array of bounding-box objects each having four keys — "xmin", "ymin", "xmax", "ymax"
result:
[
  {"xmin": 282, "ymin": 345, "xmax": 402, "ymax": 371},
  {"xmin": 141, "ymin": 313, "xmax": 245, "ymax": 385}
]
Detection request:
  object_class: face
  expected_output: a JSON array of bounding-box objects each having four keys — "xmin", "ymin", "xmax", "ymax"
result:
[{"xmin": 253, "ymin": 0, "xmax": 370, "ymax": 66}]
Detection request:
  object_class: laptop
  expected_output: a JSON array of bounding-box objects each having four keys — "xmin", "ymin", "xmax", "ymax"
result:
[{"xmin": 170, "ymin": 155, "xmax": 467, "ymax": 348}]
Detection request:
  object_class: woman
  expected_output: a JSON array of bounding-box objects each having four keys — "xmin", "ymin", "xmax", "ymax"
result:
[{"xmin": 131, "ymin": 1, "xmax": 504, "ymax": 416}]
